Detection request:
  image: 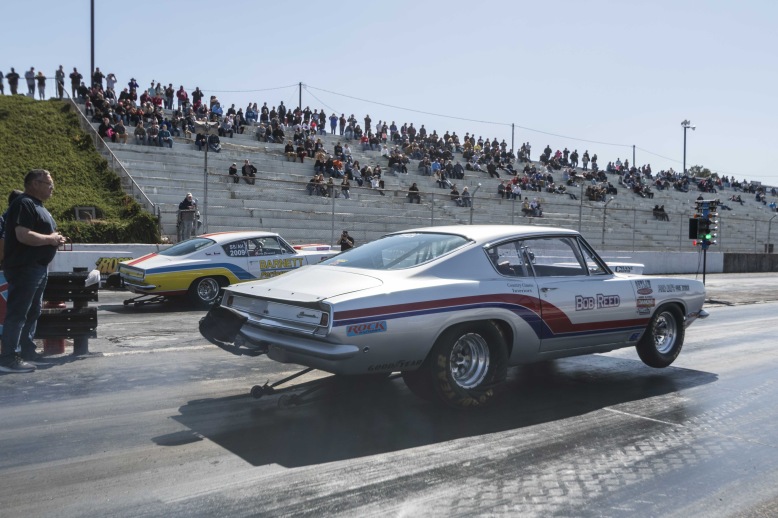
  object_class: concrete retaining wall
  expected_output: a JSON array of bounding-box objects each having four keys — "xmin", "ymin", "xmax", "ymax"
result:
[
  {"xmin": 46, "ymin": 244, "xmax": 741, "ymax": 276},
  {"xmin": 49, "ymin": 244, "xmax": 167, "ymax": 275},
  {"xmin": 723, "ymin": 253, "xmax": 778, "ymax": 273}
]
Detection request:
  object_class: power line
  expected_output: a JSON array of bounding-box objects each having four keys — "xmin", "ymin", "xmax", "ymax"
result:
[
  {"xmin": 186, "ymin": 83, "xmax": 299, "ymax": 94},
  {"xmin": 305, "ymin": 84, "xmax": 512, "ymax": 127}
]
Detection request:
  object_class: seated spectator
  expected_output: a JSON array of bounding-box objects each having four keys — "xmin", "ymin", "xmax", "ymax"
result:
[
  {"xmin": 408, "ymin": 183, "xmax": 421, "ymax": 204},
  {"xmin": 114, "ymin": 119, "xmax": 128, "ymax": 144},
  {"xmin": 450, "ymin": 185, "xmax": 463, "ymax": 206},
  {"xmin": 371, "ymin": 175, "xmax": 385, "ymax": 196},
  {"xmin": 208, "ymin": 134, "xmax": 221, "ymax": 153},
  {"xmin": 256, "ymin": 124, "xmax": 267, "ymax": 142},
  {"xmin": 284, "ymin": 141, "xmax": 296, "ymax": 161},
  {"xmin": 98, "ymin": 117, "xmax": 116, "ymax": 143},
  {"xmin": 461, "ymin": 187, "xmax": 472, "ymax": 207},
  {"xmin": 134, "ymin": 121, "xmax": 147, "ymax": 145},
  {"xmin": 652, "ymin": 204, "xmax": 669, "ymax": 221},
  {"xmin": 530, "ymin": 198, "xmax": 543, "ymax": 217},
  {"xmin": 219, "ymin": 117, "xmax": 234, "ymax": 138},
  {"xmin": 241, "ymin": 159, "xmax": 256, "ymax": 184},
  {"xmin": 332, "ymin": 158, "xmax": 344, "ymax": 177},
  {"xmin": 195, "ymin": 133, "xmax": 206, "ymax": 151},
  {"xmin": 418, "ymin": 158, "xmax": 432, "ymax": 176},
  {"xmin": 158, "ymin": 126, "xmax": 173, "ymax": 148},
  {"xmin": 435, "ymin": 170, "xmax": 451, "ymax": 189},
  {"xmin": 228, "ymin": 162, "xmax": 239, "ymax": 184},
  {"xmin": 147, "ymin": 123, "xmax": 160, "ymax": 146},
  {"xmin": 303, "ymin": 174, "xmax": 319, "ymax": 196}
]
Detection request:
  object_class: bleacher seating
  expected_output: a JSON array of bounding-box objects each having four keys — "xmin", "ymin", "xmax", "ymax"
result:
[{"xmin": 77, "ymin": 102, "xmax": 777, "ymax": 252}]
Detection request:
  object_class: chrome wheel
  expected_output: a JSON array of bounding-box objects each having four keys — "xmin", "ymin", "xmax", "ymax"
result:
[
  {"xmin": 651, "ymin": 310, "xmax": 678, "ymax": 355},
  {"xmin": 449, "ymin": 333, "xmax": 490, "ymax": 389},
  {"xmin": 637, "ymin": 305, "xmax": 685, "ymax": 368},
  {"xmin": 192, "ymin": 277, "xmax": 221, "ymax": 306}
]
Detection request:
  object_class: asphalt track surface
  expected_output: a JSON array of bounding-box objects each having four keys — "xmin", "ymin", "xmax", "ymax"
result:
[{"xmin": 1, "ymin": 273, "xmax": 777, "ymax": 517}]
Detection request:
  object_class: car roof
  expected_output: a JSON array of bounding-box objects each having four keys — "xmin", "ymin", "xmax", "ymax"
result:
[
  {"xmin": 198, "ymin": 230, "xmax": 281, "ymax": 243},
  {"xmin": 388, "ymin": 225, "xmax": 581, "ymax": 245}
]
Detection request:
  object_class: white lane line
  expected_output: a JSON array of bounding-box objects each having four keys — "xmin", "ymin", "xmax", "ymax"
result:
[
  {"xmin": 603, "ymin": 407, "xmax": 684, "ymax": 427},
  {"xmin": 102, "ymin": 345, "xmax": 218, "ymax": 356}
]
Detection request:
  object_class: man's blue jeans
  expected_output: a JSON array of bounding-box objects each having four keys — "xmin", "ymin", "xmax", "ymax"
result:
[{"xmin": 1, "ymin": 265, "xmax": 48, "ymax": 360}]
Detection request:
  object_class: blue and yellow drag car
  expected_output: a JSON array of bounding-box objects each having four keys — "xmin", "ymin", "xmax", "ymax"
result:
[{"xmin": 118, "ymin": 231, "xmax": 336, "ymax": 306}]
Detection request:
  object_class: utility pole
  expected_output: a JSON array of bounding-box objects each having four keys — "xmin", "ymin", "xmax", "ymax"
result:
[{"xmin": 90, "ymin": 0, "xmax": 95, "ymax": 83}]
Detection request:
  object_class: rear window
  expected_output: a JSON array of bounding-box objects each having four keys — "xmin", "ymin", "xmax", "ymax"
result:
[
  {"xmin": 159, "ymin": 237, "xmax": 215, "ymax": 257},
  {"xmin": 321, "ymin": 232, "xmax": 470, "ymax": 270}
]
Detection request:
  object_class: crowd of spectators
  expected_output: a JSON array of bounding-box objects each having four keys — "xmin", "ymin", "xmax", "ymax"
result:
[{"xmin": 7, "ymin": 65, "xmax": 778, "ymax": 217}]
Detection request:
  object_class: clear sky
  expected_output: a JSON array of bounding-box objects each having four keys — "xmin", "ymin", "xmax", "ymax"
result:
[{"xmin": 4, "ymin": 0, "xmax": 777, "ymax": 185}]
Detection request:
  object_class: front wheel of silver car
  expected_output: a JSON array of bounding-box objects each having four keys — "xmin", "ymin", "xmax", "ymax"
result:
[
  {"xmin": 636, "ymin": 305, "xmax": 685, "ymax": 368},
  {"xmin": 188, "ymin": 276, "xmax": 224, "ymax": 307},
  {"xmin": 428, "ymin": 322, "xmax": 508, "ymax": 408}
]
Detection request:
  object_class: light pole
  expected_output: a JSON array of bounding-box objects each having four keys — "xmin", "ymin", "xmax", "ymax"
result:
[
  {"xmin": 681, "ymin": 119, "xmax": 695, "ymax": 175},
  {"xmin": 202, "ymin": 125, "xmax": 210, "ymax": 234},
  {"xmin": 578, "ymin": 181, "xmax": 584, "ymax": 231},
  {"xmin": 601, "ymin": 197, "xmax": 614, "ymax": 247},
  {"xmin": 196, "ymin": 120, "xmax": 217, "ymax": 234},
  {"xmin": 469, "ymin": 183, "xmax": 482, "ymax": 225}
]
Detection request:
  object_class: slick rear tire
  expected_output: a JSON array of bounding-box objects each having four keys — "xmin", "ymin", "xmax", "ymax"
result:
[
  {"xmin": 636, "ymin": 305, "xmax": 685, "ymax": 368},
  {"xmin": 402, "ymin": 368, "xmax": 436, "ymax": 401},
  {"xmin": 427, "ymin": 321, "xmax": 508, "ymax": 408}
]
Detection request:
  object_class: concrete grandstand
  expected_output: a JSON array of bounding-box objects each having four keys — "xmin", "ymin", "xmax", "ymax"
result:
[{"xmin": 70, "ymin": 98, "xmax": 778, "ymax": 254}]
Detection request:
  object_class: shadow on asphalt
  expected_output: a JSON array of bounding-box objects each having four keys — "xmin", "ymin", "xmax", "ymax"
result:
[
  {"xmin": 162, "ymin": 354, "xmax": 717, "ymax": 468},
  {"xmin": 98, "ymin": 299, "xmax": 204, "ymax": 314}
]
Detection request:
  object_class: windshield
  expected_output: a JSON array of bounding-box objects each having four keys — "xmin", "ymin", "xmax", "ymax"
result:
[
  {"xmin": 159, "ymin": 237, "xmax": 215, "ymax": 257},
  {"xmin": 321, "ymin": 232, "xmax": 470, "ymax": 270}
]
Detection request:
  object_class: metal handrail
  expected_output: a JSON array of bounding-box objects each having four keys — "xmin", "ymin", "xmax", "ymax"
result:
[{"xmin": 64, "ymin": 93, "xmax": 157, "ymax": 214}]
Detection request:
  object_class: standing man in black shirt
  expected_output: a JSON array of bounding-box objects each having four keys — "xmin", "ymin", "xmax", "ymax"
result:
[
  {"xmin": 1, "ymin": 170, "xmax": 66, "ymax": 373},
  {"xmin": 339, "ymin": 230, "xmax": 355, "ymax": 252}
]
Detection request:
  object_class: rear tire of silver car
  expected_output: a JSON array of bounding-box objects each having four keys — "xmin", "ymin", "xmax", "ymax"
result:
[
  {"xmin": 636, "ymin": 304, "xmax": 685, "ymax": 368},
  {"xmin": 188, "ymin": 276, "xmax": 225, "ymax": 307},
  {"xmin": 401, "ymin": 369, "xmax": 436, "ymax": 401},
  {"xmin": 427, "ymin": 321, "xmax": 508, "ymax": 408}
]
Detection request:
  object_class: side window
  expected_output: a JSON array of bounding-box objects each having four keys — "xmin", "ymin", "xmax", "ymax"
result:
[
  {"xmin": 486, "ymin": 241, "xmax": 528, "ymax": 277},
  {"xmin": 524, "ymin": 237, "xmax": 588, "ymax": 277},
  {"xmin": 578, "ymin": 239, "xmax": 608, "ymax": 275},
  {"xmin": 248, "ymin": 236, "xmax": 292, "ymax": 256},
  {"xmin": 222, "ymin": 240, "xmax": 248, "ymax": 258}
]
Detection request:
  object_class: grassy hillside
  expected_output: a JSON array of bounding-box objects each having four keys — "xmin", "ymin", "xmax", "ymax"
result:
[{"xmin": 0, "ymin": 95, "xmax": 159, "ymax": 243}]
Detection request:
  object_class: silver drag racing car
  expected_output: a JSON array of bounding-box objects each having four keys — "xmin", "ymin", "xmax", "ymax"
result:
[{"xmin": 200, "ymin": 225, "xmax": 708, "ymax": 408}]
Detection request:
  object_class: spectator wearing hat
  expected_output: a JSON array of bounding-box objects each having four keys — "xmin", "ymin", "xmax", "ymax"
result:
[{"xmin": 228, "ymin": 163, "xmax": 239, "ymax": 184}]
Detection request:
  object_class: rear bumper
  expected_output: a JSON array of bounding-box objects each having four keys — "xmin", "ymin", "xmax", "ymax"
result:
[{"xmin": 201, "ymin": 304, "xmax": 360, "ymax": 372}]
